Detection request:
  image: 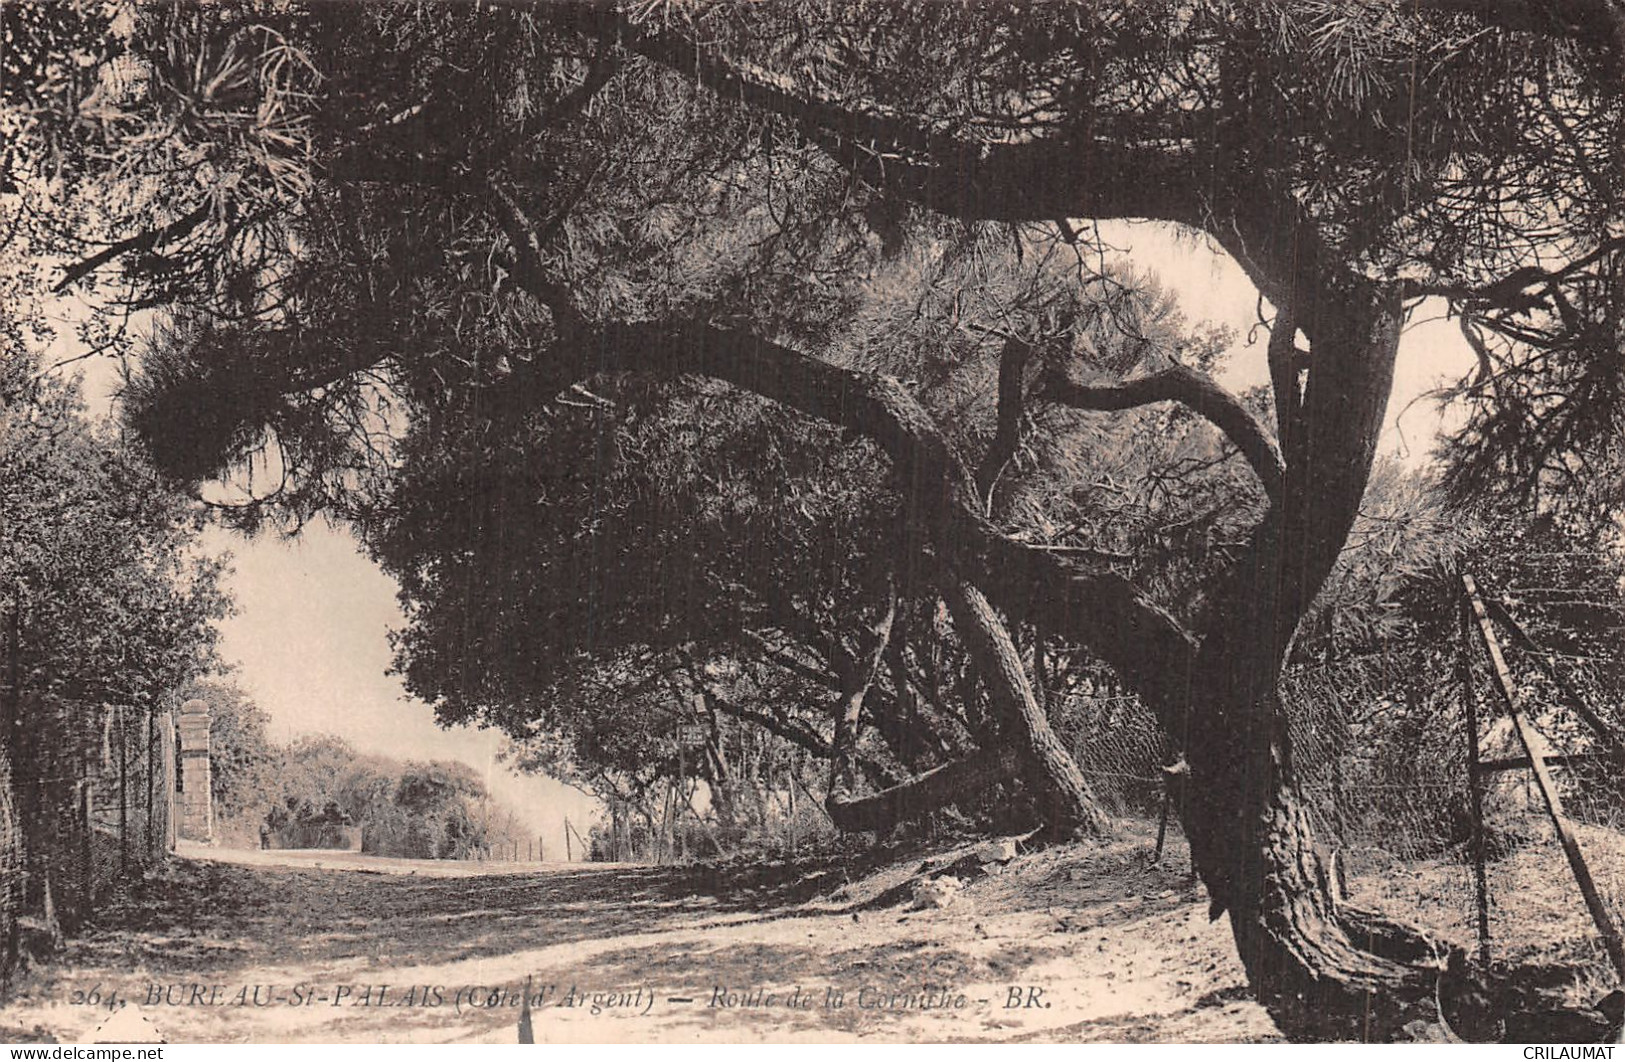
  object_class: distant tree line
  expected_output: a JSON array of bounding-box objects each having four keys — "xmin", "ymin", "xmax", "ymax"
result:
[{"xmin": 194, "ymin": 680, "xmax": 528, "ymax": 859}]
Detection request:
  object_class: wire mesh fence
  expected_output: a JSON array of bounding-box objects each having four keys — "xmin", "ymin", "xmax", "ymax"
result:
[
  {"xmin": 1047, "ymin": 569, "xmax": 1625, "ymax": 983},
  {"xmin": 1053, "ymin": 690, "xmax": 1170, "ymax": 818}
]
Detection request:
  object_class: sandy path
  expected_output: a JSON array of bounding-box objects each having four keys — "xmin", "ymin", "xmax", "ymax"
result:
[{"xmin": 0, "ymin": 831, "xmax": 1279, "ymax": 1043}]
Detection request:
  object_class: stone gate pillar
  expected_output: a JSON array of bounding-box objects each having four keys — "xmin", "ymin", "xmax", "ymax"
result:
[{"xmin": 176, "ymin": 698, "xmax": 212, "ymax": 843}]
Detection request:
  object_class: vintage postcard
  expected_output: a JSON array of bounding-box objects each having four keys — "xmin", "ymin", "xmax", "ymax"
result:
[{"xmin": 3, "ymin": 0, "xmax": 1624, "ymax": 1046}]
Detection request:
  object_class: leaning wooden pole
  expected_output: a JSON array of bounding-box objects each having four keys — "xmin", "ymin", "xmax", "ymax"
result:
[
  {"xmin": 1482, "ymin": 596, "xmax": 1625, "ymax": 780},
  {"xmin": 1463, "ymin": 574, "xmax": 1625, "ymax": 983},
  {"xmin": 1457, "ymin": 593, "xmax": 1492, "ymax": 965}
]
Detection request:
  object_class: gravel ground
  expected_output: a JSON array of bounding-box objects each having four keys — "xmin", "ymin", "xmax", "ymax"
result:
[{"xmin": 0, "ymin": 827, "xmax": 1279, "ymax": 1044}]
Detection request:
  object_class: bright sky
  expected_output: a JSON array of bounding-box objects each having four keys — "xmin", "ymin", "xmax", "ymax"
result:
[
  {"xmin": 205, "ymin": 522, "xmax": 603, "ymax": 858},
  {"xmin": 1100, "ymin": 220, "xmax": 1474, "ymax": 463},
  {"xmin": 48, "ymin": 220, "xmax": 1474, "ymax": 860},
  {"xmin": 59, "ymin": 339, "xmax": 602, "ymax": 858}
]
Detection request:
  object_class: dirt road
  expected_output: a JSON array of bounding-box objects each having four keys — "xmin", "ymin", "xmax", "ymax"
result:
[{"xmin": 0, "ymin": 831, "xmax": 1278, "ymax": 1043}]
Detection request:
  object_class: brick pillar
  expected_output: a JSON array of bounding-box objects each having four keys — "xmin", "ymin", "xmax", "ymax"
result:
[{"xmin": 176, "ymin": 698, "xmax": 212, "ymax": 843}]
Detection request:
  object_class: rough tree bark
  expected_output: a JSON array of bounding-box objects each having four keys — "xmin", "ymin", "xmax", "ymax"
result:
[
  {"xmin": 827, "ymin": 746, "xmax": 1022, "ymax": 833},
  {"xmin": 938, "ymin": 576, "xmax": 1110, "ymax": 838}
]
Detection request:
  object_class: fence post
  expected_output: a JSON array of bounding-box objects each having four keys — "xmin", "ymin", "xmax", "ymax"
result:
[
  {"xmin": 118, "ymin": 706, "xmax": 129, "ymax": 878},
  {"xmin": 1457, "ymin": 592, "xmax": 1493, "ymax": 965},
  {"xmin": 78, "ymin": 780, "xmax": 93, "ymax": 919},
  {"xmin": 1152, "ymin": 784, "xmax": 1172, "ymax": 864},
  {"xmin": 1464, "ymin": 574, "xmax": 1625, "ymax": 983}
]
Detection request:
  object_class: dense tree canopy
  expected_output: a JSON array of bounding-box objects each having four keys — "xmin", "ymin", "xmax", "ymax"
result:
[
  {"xmin": 0, "ymin": 354, "xmax": 227, "ymax": 714},
  {"xmin": 371, "ymin": 229, "xmax": 1248, "ymax": 836},
  {"xmin": 9, "ymin": 0, "xmax": 1625, "ymax": 1041}
]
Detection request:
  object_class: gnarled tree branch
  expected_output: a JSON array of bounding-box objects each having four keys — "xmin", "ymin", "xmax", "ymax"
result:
[
  {"xmin": 1040, "ymin": 362, "xmax": 1285, "ymax": 504},
  {"xmin": 538, "ymin": 1, "xmax": 1202, "ymax": 227},
  {"xmin": 698, "ymin": 687, "xmax": 832, "ymax": 762},
  {"xmin": 975, "ymin": 336, "xmax": 1033, "ymax": 513},
  {"xmin": 55, "ymin": 203, "xmax": 211, "ymax": 293},
  {"xmin": 521, "ymin": 314, "xmax": 1201, "ymax": 711}
]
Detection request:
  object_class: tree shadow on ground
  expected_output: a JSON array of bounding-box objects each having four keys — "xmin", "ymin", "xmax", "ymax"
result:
[{"xmin": 65, "ymin": 835, "xmax": 972, "ymax": 976}]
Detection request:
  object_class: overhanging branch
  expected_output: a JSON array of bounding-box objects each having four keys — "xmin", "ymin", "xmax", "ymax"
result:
[
  {"xmin": 474, "ymin": 200, "xmax": 1204, "ymax": 709},
  {"xmin": 55, "ymin": 203, "xmax": 211, "ymax": 293},
  {"xmin": 1401, "ymin": 236, "xmax": 1625, "ymax": 308},
  {"xmin": 701, "ymin": 688, "xmax": 833, "ymax": 760},
  {"xmin": 517, "ymin": 314, "xmax": 1201, "ymax": 712},
  {"xmin": 1041, "ymin": 363, "xmax": 1285, "ymax": 504},
  {"xmin": 539, "ymin": 1, "xmax": 1200, "ymax": 226}
]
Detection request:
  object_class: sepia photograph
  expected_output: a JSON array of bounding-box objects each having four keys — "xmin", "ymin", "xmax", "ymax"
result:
[{"xmin": 2, "ymin": 0, "xmax": 1625, "ymax": 1046}]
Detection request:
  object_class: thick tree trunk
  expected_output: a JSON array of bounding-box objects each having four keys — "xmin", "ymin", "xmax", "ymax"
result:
[
  {"xmin": 1176, "ymin": 623, "xmax": 1621, "ymax": 1041},
  {"xmin": 1149, "ymin": 279, "xmax": 1456, "ymax": 1041},
  {"xmin": 1178, "ymin": 644, "xmax": 1447, "ymax": 1041},
  {"xmin": 827, "ymin": 746, "xmax": 1021, "ymax": 833},
  {"xmin": 1221, "ymin": 781, "xmax": 1451, "ymax": 1040},
  {"xmin": 939, "ymin": 578, "xmax": 1109, "ymax": 838},
  {"xmin": 823, "ymin": 579, "xmax": 1107, "ymax": 837}
]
